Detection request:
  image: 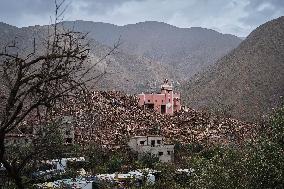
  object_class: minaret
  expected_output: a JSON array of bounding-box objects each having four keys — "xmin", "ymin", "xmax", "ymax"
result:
[
  {"xmin": 161, "ymin": 79, "xmax": 174, "ymax": 114},
  {"xmin": 160, "ymin": 79, "xmax": 173, "ymax": 94}
]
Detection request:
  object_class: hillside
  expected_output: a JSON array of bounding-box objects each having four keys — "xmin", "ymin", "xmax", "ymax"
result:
[
  {"xmin": 182, "ymin": 16, "xmax": 284, "ymax": 122},
  {"xmin": 90, "ymin": 40, "xmax": 171, "ymax": 93},
  {"xmin": 63, "ymin": 21, "xmax": 242, "ymax": 80}
]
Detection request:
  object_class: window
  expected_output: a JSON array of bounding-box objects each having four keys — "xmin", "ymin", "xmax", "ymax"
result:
[
  {"xmin": 162, "ymin": 100, "xmax": 163, "ymax": 103},
  {"xmin": 169, "ymin": 99, "xmax": 171, "ymax": 102},
  {"xmin": 158, "ymin": 152, "xmax": 163, "ymax": 156},
  {"xmin": 155, "ymin": 100, "xmax": 157, "ymax": 102},
  {"xmin": 151, "ymin": 140, "xmax": 155, "ymax": 147},
  {"xmin": 157, "ymin": 140, "xmax": 161, "ymax": 145},
  {"xmin": 140, "ymin": 141, "xmax": 145, "ymax": 145},
  {"xmin": 148, "ymin": 100, "xmax": 150, "ymax": 102},
  {"xmin": 167, "ymin": 151, "xmax": 171, "ymax": 155},
  {"xmin": 66, "ymin": 138, "xmax": 73, "ymax": 144},
  {"xmin": 66, "ymin": 130, "xmax": 71, "ymax": 135}
]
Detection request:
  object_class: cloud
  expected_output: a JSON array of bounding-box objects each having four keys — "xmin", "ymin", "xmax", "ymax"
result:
[
  {"xmin": 0, "ymin": 0, "xmax": 283, "ymax": 37},
  {"xmin": 241, "ymin": 0, "xmax": 284, "ymax": 26},
  {"xmin": 0, "ymin": 0, "xmax": 54, "ymax": 26}
]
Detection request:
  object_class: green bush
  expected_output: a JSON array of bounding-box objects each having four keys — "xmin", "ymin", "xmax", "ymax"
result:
[
  {"xmin": 187, "ymin": 104, "xmax": 284, "ymax": 189},
  {"xmin": 137, "ymin": 153, "xmax": 159, "ymax": 169}
]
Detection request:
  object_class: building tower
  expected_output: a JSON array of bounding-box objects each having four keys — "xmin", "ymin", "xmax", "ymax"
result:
[{"xmin": 137, "ymin": 79, "xmax": 181, "ymax": 115}]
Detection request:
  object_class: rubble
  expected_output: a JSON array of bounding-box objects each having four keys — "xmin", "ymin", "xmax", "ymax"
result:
[{"xmin": 22, "ymin": 91, "xmax": 258, "ymax": 148}]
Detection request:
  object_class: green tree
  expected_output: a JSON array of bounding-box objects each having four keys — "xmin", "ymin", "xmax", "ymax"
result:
[
  {"xmin": 106, "ymin": 154, "xmax": 125, "ymax": 173},
  {"xmin": 187, "ymin": 104, "xmax": 284, "ymax": 189},
  {"xmin": 137, "ymin": 153, "xmax": 159, "ymax": 169}
]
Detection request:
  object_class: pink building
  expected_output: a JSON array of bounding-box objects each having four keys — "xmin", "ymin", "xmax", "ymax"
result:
[{"xmin": 137, "ymin": 80, "xmax": 181, "ymax": 115}]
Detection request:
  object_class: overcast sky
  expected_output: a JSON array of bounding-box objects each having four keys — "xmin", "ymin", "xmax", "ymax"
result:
[{"xmin": 0, "ymin": 0, "xmax": 283, "ymax": 37}]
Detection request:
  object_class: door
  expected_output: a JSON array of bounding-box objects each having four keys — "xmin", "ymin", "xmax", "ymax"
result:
[{"xmin": 161, "ymin": 105, "xmax": 166, "ymax": 114}]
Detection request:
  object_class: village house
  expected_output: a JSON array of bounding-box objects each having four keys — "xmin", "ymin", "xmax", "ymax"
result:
[
  {"xmin": 31, "ymin": 116, "xmax": 76, "ymax": 145},
  {"xmin": 128, "ymin": 136, "xmax": 175, "ymax": 162},
  {"xmin": 60, "ymin": 116, "xmax": 75, "ymax": 145},
  {"xmin": 4, "ymin": 133, "xmax": 33, "ymax": 147},
  {"xmin": 137, "ymin": 79, "xmax": 181, "ymax": 115}
]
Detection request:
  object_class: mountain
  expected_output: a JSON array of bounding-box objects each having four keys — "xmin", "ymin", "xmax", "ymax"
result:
[
  {"xmin": 63, "ymin": 21, "xmax": 242, "ymax": 80},
  {"xmin": 0, "ymin": 21, "xmax": 241, "ymax": 93},
  {"xmin": 88, "ymin": 39, "xmax": 170, "ymax": 93},
  {"xmin": 182, "ymin": 16, "xmax": 284, "ymax": 122},
  {"xmin": 0, "ymin": 22, "xmax": 170, "ymax": 93},
  {"xmin": 0, "ymin": 22, "xmax": 18, "ymax": 45}
]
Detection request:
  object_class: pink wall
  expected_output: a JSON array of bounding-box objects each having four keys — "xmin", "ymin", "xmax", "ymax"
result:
[{"xmin": 137, "ymin": 90, "xmax": 181, "ymax": 115}]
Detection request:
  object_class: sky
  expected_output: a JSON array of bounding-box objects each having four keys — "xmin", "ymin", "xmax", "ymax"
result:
[{"xmin": 0, "ymin": 0, "xmax": 283, "ymax": 37}]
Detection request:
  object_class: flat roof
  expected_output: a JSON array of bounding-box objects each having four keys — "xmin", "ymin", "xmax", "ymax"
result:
[{"xmin": 130, "ymin": 135, "xmax": 163, "ymax": 138}]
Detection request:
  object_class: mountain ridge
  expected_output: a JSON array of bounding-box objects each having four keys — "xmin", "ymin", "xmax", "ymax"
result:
[
  {"xmin": 14, "ymin": 20, "xmax": 241, "ymax": 38},
  {"xmin": 0, "ymin": 20, "xmax": 242, "ymax": 93},
  {"xmin": 62, "ymin": 20, "xmax": 242, "ymax": 80},
  {"xmin": 182, "ymin": 16, "xmax": 284, "ymax": 122}
]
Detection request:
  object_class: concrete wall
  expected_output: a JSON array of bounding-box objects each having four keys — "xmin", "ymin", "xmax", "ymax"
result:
[
  {"xmin": 61, "ymin": 125, "xmax": 75, "ymax": 144},
  {"xmin": 128, "ymin": 136, "xmax": 148, "ymax": 151},
  {"xmin": 60, "ymin": 116, "xmax": 75, "ymax": 144},
  {"xmin": 138, "ymin": 145, "xmax": 174, "ymax": 162},
  {"xmin": 147, "ymin": 136, "xmax": 163, "ymax": 146},
  {"xmin": 128, "ymin": 136, "xmax": 174, "ymax": 162}
]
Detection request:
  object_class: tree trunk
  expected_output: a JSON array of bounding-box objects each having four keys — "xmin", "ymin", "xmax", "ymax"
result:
[
  {"xmin": 0, "ymin": 133, "xmax": 24, "ymax": 189},
  {"xmin": 14, "ymin": 173, "xmax": 24, "ymax": 189}
]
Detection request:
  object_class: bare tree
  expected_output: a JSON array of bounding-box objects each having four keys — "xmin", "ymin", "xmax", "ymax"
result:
[{"xmin": 0, "ymin": 1, "xmax": 118, "ymax": 188}]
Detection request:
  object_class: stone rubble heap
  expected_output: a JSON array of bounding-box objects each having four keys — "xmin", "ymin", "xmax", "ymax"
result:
[{"xmin": 50, "ymin": 91, "xmax": 257, "ymax": 148}]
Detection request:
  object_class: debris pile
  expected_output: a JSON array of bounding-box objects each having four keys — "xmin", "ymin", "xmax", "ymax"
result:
[{"xmin": 49, "ymin": 91, "xmax": 257, "ymax": 148}]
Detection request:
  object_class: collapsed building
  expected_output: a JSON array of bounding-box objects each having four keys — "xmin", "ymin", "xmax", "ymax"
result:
[
  {"xmin": 5, "ymin": 88, "xmax": 257, "ymax": 151},
  {"xmin": 137, "ymin": 79, "xmax": 181, "ymax": 115}
]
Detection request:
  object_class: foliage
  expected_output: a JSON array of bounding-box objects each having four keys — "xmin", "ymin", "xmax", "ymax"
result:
[
  {"xmin": 85, "ymin": 145, "xmax": 109, "ymax": 174},
  {"xmin": 33, "ymin": 122, "xmax": 65, "ymax": 160},
  {"xmin": 186, "ymin": 104, "xmax": 284, "ymax": 189},
  {"xmin": 138, "ymin": 104, "xmax": 284, "ymax": 189},
  {"xmin": 56, "ymin": 103, "xmax": 283, "ymax": 189},
  {"xmin": 269, "ymin": 104, "xmax": 284, "ymax": 145},
  {"xmin": 106, "ymin": 154, "xmax": 125, "ymax": 173},
  {"xmin": 136, "ymin": 153, "xmax": 159, "ymax": 169},
  {"xmin": 85, "ymin": 145, "xmax": 139, "ymax": 174},
  {"xmin": 0, "ymin": 0, "xmax": 107, "ymax": 187}
]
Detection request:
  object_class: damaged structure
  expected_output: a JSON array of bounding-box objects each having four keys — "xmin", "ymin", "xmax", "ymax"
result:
[
  {"xmin": 128, "ymin": 136, "xmax": 175, "ymax": 162},
  {"xmin": 4, "ymin": 133, "xmax": 33, "ymax": 147},
  {"xmin": 60, "ymin": 116, "xmax": 75, "ymax": 145},
  {"xmin": 137, "ymin": 80, "xmax": 181, "ymax": 115}
]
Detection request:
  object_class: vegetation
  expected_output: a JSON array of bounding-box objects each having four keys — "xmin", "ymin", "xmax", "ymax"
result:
[
  {"xmin": 171, "ymin": 104, "xmax": 284, "ymax": 189},
  {"xmin": 0, "ymin": 1, "xmax": 115, "ymax": 187},
  {"xmin": 91, "ymin": 104, "xmax": 284, "ymax": 189},
  {"xmin": 2, "ymin": 102, "xmax": 283, "ymax": 188}
]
